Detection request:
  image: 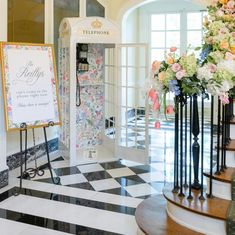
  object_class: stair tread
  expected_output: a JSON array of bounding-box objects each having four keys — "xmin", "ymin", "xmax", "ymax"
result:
[
  {"xmin": 226, "ymin": 140, "xmax": 235, "ymax": 151},
  {"xmin": 204, "ymin": 167, "xmax": 235, "ymax": 183},
  {"xmin": 163, "ymin": 184, "xmax": 230, "ymax": 220},
  {"xmin": 135, "ymin": 194, "xmax": 202, "ymax": 235}
]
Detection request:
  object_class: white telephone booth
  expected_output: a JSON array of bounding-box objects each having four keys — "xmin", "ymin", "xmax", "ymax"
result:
[{"xmin": 58, "ymin": 17, "xmax": 149, "ymax": 165}]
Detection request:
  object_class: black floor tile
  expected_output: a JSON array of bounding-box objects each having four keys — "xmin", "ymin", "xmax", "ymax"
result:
[
  {"xmin": 100, "ymin": 161, "xmax": 126, "ymax": 170},
  {"xmin": 115, "ymin": 175, "xmax": 145, "ymax": 187},
  {"xmin": 129, "ymin": 165, "xmax": 156, "ymax": 174},
  {"xmin": 53, "ymin": 167, "xmax": 80, "ymax": 176},
  {"xmin": 66, "ymin": 182, "xmax": 95, "ymax": 191},
  {"xmin": 34, "ymin": 177, "xmax": 62, "ymax": 185},
  {"xmin": 83, "ymin": 171, "xmax": 112, "ymax": 181},
  {"xmin": 51, "ymin": 156, "xmax": 65, "ymax": 162},
  {"xmin": 136, "ymin": 195, "xmax": 152, "ymax": 199},
  {"xmin": 101, "ymin": 187, "xmax": 132, "ymax": 197}
]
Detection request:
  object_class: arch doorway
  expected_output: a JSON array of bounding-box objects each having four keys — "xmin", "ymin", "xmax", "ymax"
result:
[{"xmin": 118, "ymin": 0, "xmax": 207, "ymax": 164}]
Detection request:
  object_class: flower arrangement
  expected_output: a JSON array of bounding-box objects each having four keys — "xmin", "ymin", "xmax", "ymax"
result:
[
  {"xmin": 148, "ymin": 48, "xmax": 202, "ymax": 127},
  {"xmin": 198, "ymin": 0, "xmax": 235, "ymax": 104},
  {"xmin": 148, "ymin": 0, "xmax": 235, "ymax": 127}
]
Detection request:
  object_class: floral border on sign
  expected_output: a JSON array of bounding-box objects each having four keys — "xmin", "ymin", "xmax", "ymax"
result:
[{"xmin": 2, "ymin": 44, "xmax": 60, "ymax": 130}]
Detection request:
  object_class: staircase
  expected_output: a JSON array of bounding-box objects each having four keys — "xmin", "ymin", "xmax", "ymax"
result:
[{"xmin": 135, "ymin": 96, "xmax": 235, "ymax": 235}]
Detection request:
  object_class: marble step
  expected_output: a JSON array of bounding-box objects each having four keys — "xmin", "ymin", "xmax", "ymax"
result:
[
  {"xmin": 162, "ymin": 184, "xmax": 230, "ymax": 235},
  {"xmin": 204, "ymin": 167, "xmax": 235, "ymax": 200},
  {"xmin": 135, "ymin": 194, "xmax": 202, "ymax": 235}
]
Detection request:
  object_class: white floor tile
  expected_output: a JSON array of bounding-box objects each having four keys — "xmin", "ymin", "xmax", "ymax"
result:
[
  {"xmin": 77, "ymin": 163, "xmax": 104, "ymax": 173},
  {"xmin": 33, "ymin": 169, "xmax": 56, "ymax": 181},
  {"xmin": 150, "ymin": 163, "xmax": 165, "ymax": 172},
  {"xmin": 124, "ymin": 183, "xmax": 158, "ymax": 197},
  {"xmin": 138, "ymin": 172, "xmax": 165, "ymax": 183},
  {"xmin": 50, "ymin": 160, "xmax": 72, "ymax": 169},
  {"xmin": 0, "ymin": 195, "xmax": 138, "ymax": 235},
  {"xmin": 120, "ymin": 160, "xmax": 142, "ymax": 167},
  {"xmin": 20, "ymin": 179, "xmax": 143, "ymax": 208},
  {"xmin": 59, "ymin": 174, "xmax": 87, "ymax": 185},
  {"xmin": 106, "ymin": 167, "xmax": 135, "ymax": 178},
  {"xmin": 90, "ymin": 178, "xmax": 121, "ymax": 191}
]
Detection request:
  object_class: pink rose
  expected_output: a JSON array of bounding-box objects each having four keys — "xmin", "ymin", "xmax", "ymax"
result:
[
  {"xmin": 219, "ymin": 94, "xmax": 229, "ymax": 104},
  {"xmin": 225, "ymin": 52, "xmax": 235, "ymax": 60},
  {"xmin": 152, "ymin": 60, "xmax": 161, "ymax": 72},
  {"xmin": 219, "ymin": 27, "xmax": 227, "ymax": 34},
  {"xmin": 209, "ymin": 64, "xmax": 217, "ymax": 73},
  {"xmin": 154, "ymin": 121, "xmax": 161, "ymax": 129},
  {"xmin": 153, "ymin": 101, "xmax": 160, "ymax": 111},
  {"xmin": 211, "ymin": 0, "xmax": 219, "ymax": 6},
  {"xmin": 227, "ymin": 0, "xmax": 235, "ymax": 9},
  {"xmin": 216, "ymin": 9, "xmax": 224, "ymax": 17},
  {"xmin": 148, "ymin": 89, "xmax": 158, "ymax": 102},
  {"xmin": 166, "ymin": 105, "xmax": 174, "ymax": 114},
  {"xmin": 172, "ymin": 63, "xmax": 182, "ymax": 72},
  {"xmin": 170, "ymin": 47, "xmax": 177, "ymax": 52},
  {"xmin": 232, "ymin": 32, "xmax": 235, "ymax": 38},
  {"xmin": 176, "ymin": 70, "xmax": 186, "ymax": 80}
]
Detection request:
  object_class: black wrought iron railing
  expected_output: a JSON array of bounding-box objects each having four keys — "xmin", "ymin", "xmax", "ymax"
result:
[{"xmin": 172, "ymin": 93, "xmax": 234, "ymax": 198}]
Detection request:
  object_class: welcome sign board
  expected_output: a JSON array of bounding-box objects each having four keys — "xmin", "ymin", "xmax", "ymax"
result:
[{"xmin": 0, "ymin": 42, "xmax": 61, "ymax": 131}]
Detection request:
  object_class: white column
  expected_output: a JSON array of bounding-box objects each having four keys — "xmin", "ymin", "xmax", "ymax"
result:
[{"xmin": 0, "ymin": 0, "xmax": 8, "ymax": 172}]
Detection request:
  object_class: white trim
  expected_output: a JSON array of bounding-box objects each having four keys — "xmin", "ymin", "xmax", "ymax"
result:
[
  {"xmin": 97, "ymin": 0, "xmax": 107, "ymax": 17},
  {"xmin": 0, "ymin": 0, "xmax": 7, "ymax": 41},
  {"xmin": 117, "ymin": 0, "xmax": 209, "ymax": 31},
  {"xmin": 166, "ymin": 201, "xmax": 226, "ymax": 235},
  {"xmin": 80, "ymin": 0, "xmax": 87, "ymax": 18},
  {"xmin": 45, "ymin": 0, "xmax": 54, "ymax": 43}
]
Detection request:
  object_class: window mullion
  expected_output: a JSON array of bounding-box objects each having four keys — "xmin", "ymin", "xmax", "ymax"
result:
[{"xmin": 180, "ymin": 10, "xmax": 187, "ymax": 55}]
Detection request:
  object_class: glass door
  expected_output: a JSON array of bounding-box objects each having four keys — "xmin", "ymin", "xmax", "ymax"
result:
[
  {"xmin": 116, "ymin": 44, "xmax": 149, "ymax": 164},
  {"xmin": 103, "ymin": 45, "xmax": 116, "ymax": 153}
]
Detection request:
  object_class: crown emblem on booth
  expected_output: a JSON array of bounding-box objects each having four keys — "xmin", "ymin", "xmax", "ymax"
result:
[{"xmin": 91, "ymin": 19, "xmax": 102, "ymax": 29}]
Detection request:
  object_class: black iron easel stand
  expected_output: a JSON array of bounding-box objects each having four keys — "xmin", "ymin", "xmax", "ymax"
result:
[{"xmin": 15, "ymin": 122, "xmax": 60, "ymax": 196}]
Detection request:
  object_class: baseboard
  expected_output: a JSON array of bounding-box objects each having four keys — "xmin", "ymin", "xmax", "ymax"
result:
[{"xmin": 7, "ymin": 138, "xmax": 59, "ymax": 170}]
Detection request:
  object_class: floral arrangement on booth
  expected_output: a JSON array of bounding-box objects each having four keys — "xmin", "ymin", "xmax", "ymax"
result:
[
  {"xmin": 198, "ymin": 0, "xmax": 235, "ymax": 104},
  {"xmin": 148, "ymin": 47, "xmax": 202, "ymax": 128}
]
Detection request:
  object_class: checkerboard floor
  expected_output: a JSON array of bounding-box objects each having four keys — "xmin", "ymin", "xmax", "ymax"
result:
[
  {"xmin": 29, "ymin": 157, "xmax": 168, "ymax": 199},
  {"xmin": 28, "ymin": 114, "xmax": 213, "ymax": 199}
]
